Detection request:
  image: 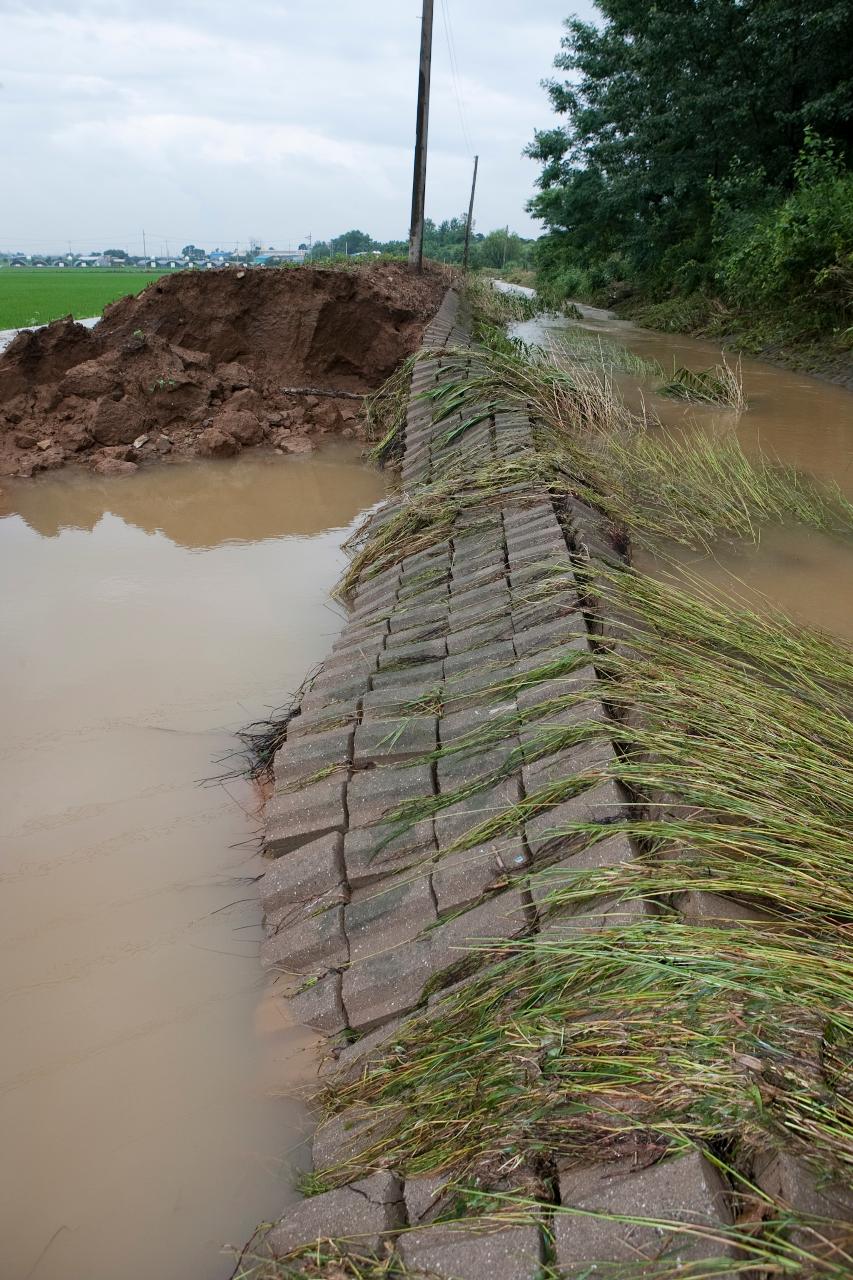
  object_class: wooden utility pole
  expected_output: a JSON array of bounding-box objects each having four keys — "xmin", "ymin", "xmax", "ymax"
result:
[
  {"xmin": 408, "ymin": 0, "xmax": 434, "ymax": 273},
  {"xmin": 462, "ymin": 154, "xmax": 479, "ymax": 271}
]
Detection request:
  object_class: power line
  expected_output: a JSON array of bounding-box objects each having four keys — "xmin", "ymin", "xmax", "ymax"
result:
[{"xmin": 440, "ymin": 0, "xmax": 473, "ymax": 158}]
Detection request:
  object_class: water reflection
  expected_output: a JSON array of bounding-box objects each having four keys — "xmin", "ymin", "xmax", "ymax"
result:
[
  {"xmin": 0, "ymin": 444, "xmax": 383, "ymax": 548},
  {"xmin": 0, "ymin": 447, "xmax": 386, "ymax": 1280}
]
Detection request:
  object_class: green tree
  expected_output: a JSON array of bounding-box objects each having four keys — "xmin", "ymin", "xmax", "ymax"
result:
[{"xmin": 528, "ymin": 1, "xmax": 853, "ymax": 296}]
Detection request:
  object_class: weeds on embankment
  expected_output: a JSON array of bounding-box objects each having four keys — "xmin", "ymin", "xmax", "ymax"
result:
[{"xmin": 310, "ymin": 570, "xmax": 853, "ymax": 1273}]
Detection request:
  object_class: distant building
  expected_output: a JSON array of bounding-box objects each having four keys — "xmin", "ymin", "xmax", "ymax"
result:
[{"xmin": 253, "ymin": 249, "xmax": 307, "ymax": 266}]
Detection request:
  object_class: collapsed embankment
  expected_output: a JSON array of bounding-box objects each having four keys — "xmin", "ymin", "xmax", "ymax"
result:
[
  {"xmin": 236, "ymin": 287, "xmax": 853, "ymax": 1278},
  {"xmin": 0, "ymin": 262, "xmax": 448, "ymax": 478}
]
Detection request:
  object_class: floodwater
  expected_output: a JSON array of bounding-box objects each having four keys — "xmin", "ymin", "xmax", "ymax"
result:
[
  {"xmin": 515, "ymin": 304, "xmax": 853, "ymax": 641},
  {"xmin": 0, "ymin": 447, "xmax": 385, "ymax": 1280}
]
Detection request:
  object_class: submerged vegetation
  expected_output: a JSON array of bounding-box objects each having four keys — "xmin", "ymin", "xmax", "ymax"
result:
[{"xmin": 657, "ymin": 358, "xmax": 746, "ymax": 410}]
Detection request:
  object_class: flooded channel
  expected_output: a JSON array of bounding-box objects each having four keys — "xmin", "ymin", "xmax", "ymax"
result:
[
  {"xmin": 0, "ymin": 447, "xmax": 385, "ymax": 1280},
  {"xmin": 515, "ymin": 304, "xmax": 853, "ymax": 640}
]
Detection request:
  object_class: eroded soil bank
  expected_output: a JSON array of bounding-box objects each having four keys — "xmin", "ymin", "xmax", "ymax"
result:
[
  {"xmin": 0, "ymin": 262, "xmax": 448, "ymax": 479},
  {"xmin": 0, "ymin": 448, "xmax": 386, "ymax": 1280}
]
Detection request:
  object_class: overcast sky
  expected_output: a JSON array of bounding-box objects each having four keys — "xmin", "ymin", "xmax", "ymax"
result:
[{"xmin": 1, "ymin": 0, "xmax": 597, "ymax": 255}]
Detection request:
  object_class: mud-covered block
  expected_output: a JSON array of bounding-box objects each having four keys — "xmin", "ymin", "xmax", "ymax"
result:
[
  {"xmin": 260, "ymin": 904, "xmax": 348, "ymax": 975},
  {"xmin": 753, "ymin": 1151, "xmax": 853, "ymax": 1241},
  {"xmin": 260, "ymin": 832, "xmax": 345, "ymax": 917},
  {"xmin": 342, "ymin": 937, "xmax": 434, "ymax": 1031},
  {"xmin": 273, "ymin": 724, "xmax": 354, "ymax": 786},
  {"xmin": 345, "ymin": 819, "xmax": 436, "ymax": 889},
  {"xmin": 265, "ymin": 773, "xmax": 347, "ymax": 856},
  {"xmin": 345, "ymin": 871, "xmax": 436, "ymax": 962},
  {"xmin": 346, "ymin": 763, "xmax": 434, "ymax": 829},
  {"xmin": 324, "ymin": 1016, "xmax": 406, "ymax": 1084},
  {"xmin": 555, "ymin": 1152, "xmax": 734, "ymax": 1273},
  {"xmin": 312, "ymin": 1106, "xmax": 396, "ymax": 1171},
  {"xmin": 353, "ymin": 715, "xmax": 437, "ymax": 765},
  {"xmin": 524, "ymin": 780, "xmax": 630, "ymax": 859},
  {"xmin": 397, "ymin": 1220, "xmax": 543, "ymax": 1279},
  {"xmin": 266, "ymin": 1171, "xmax": 404, "ymax": 1257},
  {"xmin": 289, "ymin": 971, "xmax": 347, "ymax": 1034}
]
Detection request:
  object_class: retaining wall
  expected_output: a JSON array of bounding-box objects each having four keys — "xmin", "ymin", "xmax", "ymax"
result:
[{"xmin": 247, "ymin": 291, "xmax": 831, "ymax": 1277}]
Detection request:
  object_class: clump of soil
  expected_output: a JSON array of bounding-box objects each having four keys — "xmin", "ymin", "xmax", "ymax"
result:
[{"xmin": 0, "ymin": 261, "xmax": 448, "ymax": 477}]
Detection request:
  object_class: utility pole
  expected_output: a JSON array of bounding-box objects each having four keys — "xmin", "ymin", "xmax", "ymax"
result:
[
  {"xmin": 142, "ymin": 229, "xmax": 147, "ymax": 258},
  {"xmin": 462, "ymin": 154, "xmax": 479, "ymax": 271},
  {"xmin": 408, "ymin": 0, "xmax": 434, "ymax": 273}
]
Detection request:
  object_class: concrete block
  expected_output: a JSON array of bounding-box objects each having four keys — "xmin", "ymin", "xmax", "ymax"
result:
[
  {"xmin": 554, "ymin": 1152, "xmax": 734, "ymax": 1273},
  {"xmin": 289, "ymin": 971, "xmax": 348, "ymax": 1034},
  {"xmin": 261, "ymin": 904, "xmax": 348, "ymax": 975},
  {"xmin": 529, "ymin": 833, "xmax": 637, "ymax": 904},
  {"xmin": 273, "ymin": 724, "xmax": 354, "ymax": 787},
  {"xmin": 513, "ymin": 614, "xmax": 589, "ymax": 657},
  {"xmin": 435, "ymin": 776, "xmax": 522, "ymax": 849},
  {"xmin": 266, "ymin": 1171, "xmax": 404, "ymax": 1257},
  {"xmin": 260, "ymin": 832, "xmax": 345, "ymax": 914},
  {"xmin": 404, "ymin": 1173, "xmax": 455, "ymax": 1225},
  {"xmin": 354, "ymin": 715, "xmax": 437, "ymax": 765},
  {"xmin": 433, "ymin": 839, "xmax": 528, "ymax": 914},
  {"xmin": 379, "ymin": 635, "xmax": 447, "ymax": 667},
  {"xmin": 361, "ymin": 683, "xmax": 441, "ymax": 720},
  {"xmin": 753, "ymin": 1150, "xmax": 853, "ymax": 1234},
  {"xmin": 434, "ymin": 887, "xmax": 529, "ymax": 966},
  {"xmin": 345, "ymin": 818, "xmax": 436, "ymax": 888},
  {"xmin": 345, "ymin": 871, "xmax": 437, "ymax": 962},
  {"xmin": 522, "ymin": 734, "xmax": 614, "ymax": 792},
  {"xmin": 286, "ymin": 700, "xmax": 359, "ymax": 739},
  {"xmin": 325, "ymin": 1016, "xmax": 406, "ymax": 1084},
  {"xmin": 524, "ymin": 781, "xmax": 630, "ymax": 859},
  {"xmin": 397, "ymin": 1220, "xmax": 542, "ymax": 1279},
  {"xmin": 346, "ymin": 763, "xmax": 434, "ymax": 829},
  {"xmin": 265, "ymin": 772, "xmax": 348, "ymax": 855},
  {"xmin": 448, "ymin": 581, "xmax": 510, "ymax": 616},
  {"xmin": 342, "ymin": 937, "xmax": 434, "ymax": 1030},
  {"xmin": 444, "ymin": 640, "xmax": 516, "ymax": 677},
  {"xmin": 372, "ymin": 659, "xmax": 445, "ymax": 689},
  {"xmin": 445, "ymin": 615, "xmax": 514, "ymax": 655},
  {"xmin": 439, "ymin": 701, "xmax": 517, "ymax": 744}
]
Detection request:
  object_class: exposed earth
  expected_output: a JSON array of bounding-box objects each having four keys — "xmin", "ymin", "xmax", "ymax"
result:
[{"xmin": 0, "ymin": 261, "xmax": 449, "ymax": 478}]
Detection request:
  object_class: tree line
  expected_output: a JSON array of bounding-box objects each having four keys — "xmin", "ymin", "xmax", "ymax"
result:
[
  {"xmin": 528, "ymin": 0, "xmax": 853, "ymax": 344},
  {"xmin": 306, "ymin": 218, "xmax": 534, "ymax": 271}
]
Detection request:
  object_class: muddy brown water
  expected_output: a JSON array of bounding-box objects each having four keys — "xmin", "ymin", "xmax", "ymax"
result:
[
  {"xmin": 515, "ymin": 306, "xmax": 853, "ymax": 641},
  {"xmin": 0, "ymin": 447, "xmax": 385, "ymax": 1280}
]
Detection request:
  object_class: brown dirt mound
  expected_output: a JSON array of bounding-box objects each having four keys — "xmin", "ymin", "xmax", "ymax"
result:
[{"xmin": 0, "ymin": 261, "xmax": 449, "ymax": 478}]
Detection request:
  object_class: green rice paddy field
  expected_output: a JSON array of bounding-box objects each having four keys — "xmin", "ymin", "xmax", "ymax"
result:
[{"xmin": 0, "ymin": 268, "xmax": 170, "ymax": 329}]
